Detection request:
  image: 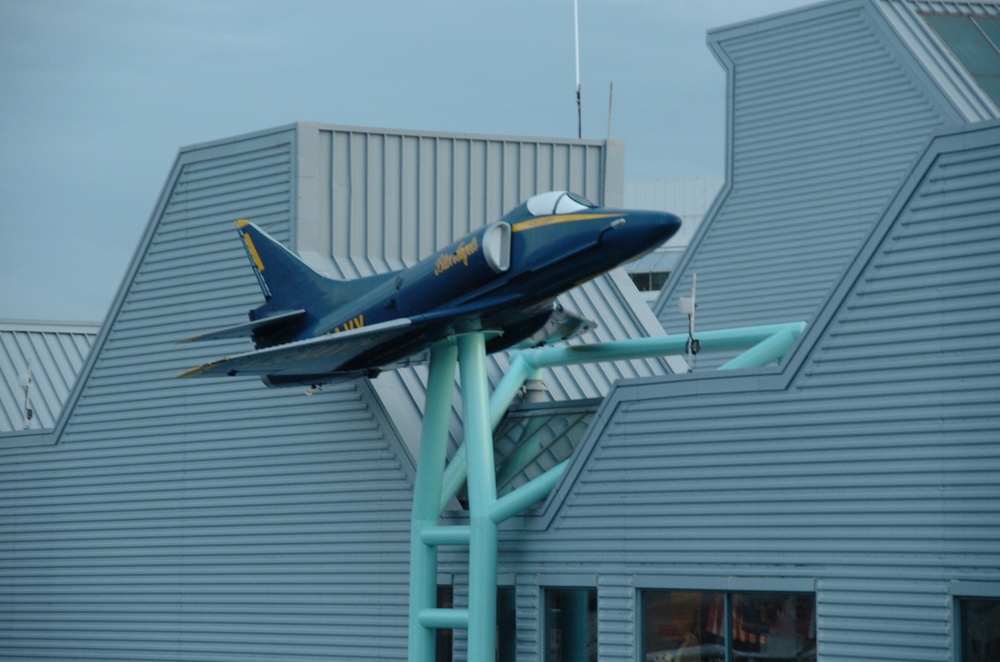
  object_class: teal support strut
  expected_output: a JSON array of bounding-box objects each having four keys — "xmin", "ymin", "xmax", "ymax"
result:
[
  {"xmin": 457, "ymin": 331, "xmax": 499, "ymax": 662},
  {"xmin": 405, "ymin": 321, "xmax": 806, "ymax": 660},
  {"xmin": 408, "ymin": 341, "xmax": 458, "ymax": 662},
  {"xmin": 718, "ymin": 321, "xmax": 806, "ymax": 369},
  {"xmin": 437, "ymin": 322, "xmax": 808, "ymax": 512}
]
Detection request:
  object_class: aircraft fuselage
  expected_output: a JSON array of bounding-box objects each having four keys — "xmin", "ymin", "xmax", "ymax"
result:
[{"xmin": 181, "ymin": 191, "xmax": 681, "ymax": 387}]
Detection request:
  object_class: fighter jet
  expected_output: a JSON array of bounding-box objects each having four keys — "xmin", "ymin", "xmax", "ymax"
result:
[{"xmin": 178, "ymin": 190, "xmax": 681, "ymax": 388}]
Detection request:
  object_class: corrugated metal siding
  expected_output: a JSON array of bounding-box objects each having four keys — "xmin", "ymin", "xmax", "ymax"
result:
[
  {"xmin": 0, "ymin": 320, "xmax": 97, "ymax": 432},
  {"xmin": 515, "ymin": 581, "xmax": 541, "ymax": 661},
  {"xmin": 792, "ymin": 126, "xmax": 1000, "ymax": 660},
  {"xmin": 597, "ymin": 575, "xmax": 636, "ymax": 662},
  {"xmin": 654, "ymin": 0, "xmax": 959, "ymax": 368},
  {"xmin": 498, "ymin": 122, "xmax": 1000, "ymax": 661},
  {"xmin": 297, "ymin": 125, "xmax": 612, "ymax": 279},
  {"xmin": 798, "ymin": 139, "xmax": 1000, "ymax": 391},
  {"xmin": 0, "ymin": 127, "xmax": 417, "ymax": 660}
]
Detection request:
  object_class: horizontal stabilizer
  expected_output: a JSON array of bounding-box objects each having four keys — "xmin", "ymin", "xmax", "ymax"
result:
[
  {"xmin": 178, "ymin": 318, "xmax": 414, "ymax": 380},
  {"xmin": 176, "ymin": 309, "xmax": 306, "ymax": 344}
]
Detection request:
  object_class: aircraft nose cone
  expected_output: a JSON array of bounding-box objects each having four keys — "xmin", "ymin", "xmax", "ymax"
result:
[
  {"xmin": 660, "ymin": 212, "xmax": 682, "ymax": 240},
  {"xmin": 635, "ymin": 210, "xmax": 682, "ymax": 245},
  {"xmin": 596, "ymin": 209, "xmax": 682, "ymax": 266}
]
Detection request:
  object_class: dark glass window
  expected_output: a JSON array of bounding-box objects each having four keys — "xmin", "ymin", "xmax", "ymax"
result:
[
  {"xmin": 644, "ymin": 591, "xmax": 725, "ymax": 661},
  {"xmin": 642, "ymin": 590, "xmax": 816, "ymax": 662},
  {"xmin": 921, "ymin": 14, "xmax": 1000, "ymax": 105},
  {"xmin": 629, "ymin": 270, "xmax": 671, "ymax": 292},
  {"xmin": 436, "ymin": 585, "xmax": 453, "ymax": 662},
  {"xmin": 493, "ymin": 401, "xmax": 598, "ymax": 498},
  {"xmin": 731, "ymin": 593, "xmax": 815, "ymax": 661},
  {"xmin": 545, "ymin": 587, "xmax": 597, "ymax": 661},
  {"xmin": 960, "ymin": 598, "xmax": 1000, "ymax": 662},
  {"xmin": 497, "ymin": 586, "xmax": 517, "ymax": 662}
]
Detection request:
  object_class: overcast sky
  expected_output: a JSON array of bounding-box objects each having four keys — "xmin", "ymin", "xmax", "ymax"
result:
[{"xmin": 0, "ymin": 0, "xmax": 813, "ymax": 322}]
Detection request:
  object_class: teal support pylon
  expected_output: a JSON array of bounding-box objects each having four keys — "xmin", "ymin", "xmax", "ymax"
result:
[
  {"xmin": 405, "ymin": 331, "xmax": 504, "ymax": 661},
  {"xmin": 457, "ymin": 331, "xmax": 499, "ymax": 662},
  {"xmin": 407, "ymin": 341, "xmax": 458, "ymax": 662}
]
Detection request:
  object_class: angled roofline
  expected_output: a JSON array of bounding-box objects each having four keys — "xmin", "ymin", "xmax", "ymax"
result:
[
  {"xmin": 652, "ymin": 0, "xmax": 994, "ymax": 324},
  {"xmin": 0, "ymin": 319, "xmax": 100, "ymax": 332},
  {"xmin": 293, "ymin": 120, "xmax": 612, "ymax": 150},
  {"xmin": 780, "ymin": 117, "xmax": 1000, "ymax": 384},
  {"xmin": 536, "ymin": 118, "xmax": 1000, "ymax": 530},
  {"xmin": 48, "ymin": 124, "xmax": 299, "ymax": 445}
]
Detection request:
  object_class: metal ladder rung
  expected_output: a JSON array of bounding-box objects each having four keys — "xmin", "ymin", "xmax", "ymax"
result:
[
  {"xmin": 420, "ymin": 524, "xmax": 471, "ymax": 546},
  {"xmin": 418, "ymin": 607, "xmax": 470, "ymax": 630}
]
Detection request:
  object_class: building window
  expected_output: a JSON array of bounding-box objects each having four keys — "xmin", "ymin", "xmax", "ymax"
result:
[
  {"xmin": 642, "ymin": 590, "xmax": 816, "ymax": 662},
  {"xmin": 544, "ymin": 587, "xmax": 597, "ymax": 661},
  {"xmin": 493, "ymin": 400, "xmax": 598, "ymax": 498},
  {"xmin": 960, "ymin": 598, "xmax": 1000, "ymax": 662},
  {"xmin": 629, "ymin": 270, "xmax": 672, "ymax": 292},
  {"xmin": 920, "ymin": 14, "xmax": 1000, "ymax": 105},
  {"xmin": 436, "ymin": 585, "xmax": 453, "ymax": 662},
  {"xmin": 497, "ymin": 586, "xmax": 517, "ymax": 662}
]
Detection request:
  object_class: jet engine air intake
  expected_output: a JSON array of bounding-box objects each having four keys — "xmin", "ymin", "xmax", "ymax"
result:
[{"xmin": 482, "ymin": 222, "xmax": 511, "ymax": 273}]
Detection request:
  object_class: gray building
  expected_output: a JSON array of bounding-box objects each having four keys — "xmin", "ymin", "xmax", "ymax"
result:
[
  {"xmin": 2, "ymin": 1, "xmax": 999, "ymax": 661},
  {"xmin": 656, "ymin": 0, "xmax": 1000, "ymax": 368}
]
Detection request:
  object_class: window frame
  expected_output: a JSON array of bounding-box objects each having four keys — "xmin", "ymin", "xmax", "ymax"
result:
[
  {"xmin": 540, "ymin": 581, "xmax": 599, "ymax": 662},
  {"xmin": 638, "ymin": 581, "xmax": 817, "ymax": 662},
  {"xmin": 952, "ymin": 581, "xmax": 1000, "ymax": 662}
]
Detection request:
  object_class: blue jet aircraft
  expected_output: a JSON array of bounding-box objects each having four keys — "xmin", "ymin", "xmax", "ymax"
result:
[{"xmin": 179, "ymin": 190, "xmax": 681, "ymax": 387}]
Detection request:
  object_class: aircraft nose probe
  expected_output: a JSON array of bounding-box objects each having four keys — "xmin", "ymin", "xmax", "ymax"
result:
[
  {"xmin": 599, "ymin": 217, "xmax": 628, "ymax": 243},
  {"xmin": 606, "ymin": 210, "xmax": 681, "ymax": 246}
]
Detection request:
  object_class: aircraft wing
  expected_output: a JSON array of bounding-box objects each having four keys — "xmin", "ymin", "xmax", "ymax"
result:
[
  {"xmin": 178, "ymin": 318, "xmax": 414, "ymax": 379},
  {"xmin": 176, "ymin": 309, "xmax": 306, "ymax": 343}
]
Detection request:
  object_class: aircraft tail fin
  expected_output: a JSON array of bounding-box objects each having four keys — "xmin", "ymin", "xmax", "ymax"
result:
[
  {"xmin": 233, "ymin": 221, "xmax": 396, "ymax": 342},
  {"xmin": 235, "ymin": 220, "xmax": 331, "ymax": 308}
]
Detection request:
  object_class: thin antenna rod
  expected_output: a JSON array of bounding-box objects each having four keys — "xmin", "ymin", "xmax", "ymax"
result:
[
  {"xmin": 680, "ymin": 275, "xmax": 699, "ymax": 372},
  {"xmin": 607, "ymin": 81, "xmax": 614, "ymax": 140},
  {"xmin": 23, "ymin": 358, "xmax": 33, "ymax": 430},
  {"xmin": 574, "ymin": 0, "xmax": 582, "ymax": 138}
]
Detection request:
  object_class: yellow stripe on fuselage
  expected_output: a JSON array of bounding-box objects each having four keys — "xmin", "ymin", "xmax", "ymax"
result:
[{"xmin": 510, "ymin": 212, "xmax": 622, "ymax": 233}]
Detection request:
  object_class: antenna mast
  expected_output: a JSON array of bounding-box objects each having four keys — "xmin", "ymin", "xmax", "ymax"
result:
[
  {"xmin": 23, "ymin": 358, "xmax": 33, "ymax": 430},
  {"xmin": 607, "ymin": 81, "xmax": 614, "ymax": 140},
  {"xmin": 679, "ymin": 274, "xmax": 700, "ymax": 371},
  {"xmin": 574, "ymin": 0, "xmax": 582, "ymax": 138}
]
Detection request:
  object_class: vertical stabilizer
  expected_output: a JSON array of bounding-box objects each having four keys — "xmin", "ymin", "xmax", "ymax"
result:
[
  {"xmin": 233, "ymin": 220, "xmax": 398, "ymax": 327},
  {"xmin": 235, "ymin": 220, "xmax": 330, "ymax": 312}
]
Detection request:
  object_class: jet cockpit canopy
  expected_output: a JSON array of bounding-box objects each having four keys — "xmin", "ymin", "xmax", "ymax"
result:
[{"xmin": 525, "ymin": 191, "xmax": 596, "ymax": 216}]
